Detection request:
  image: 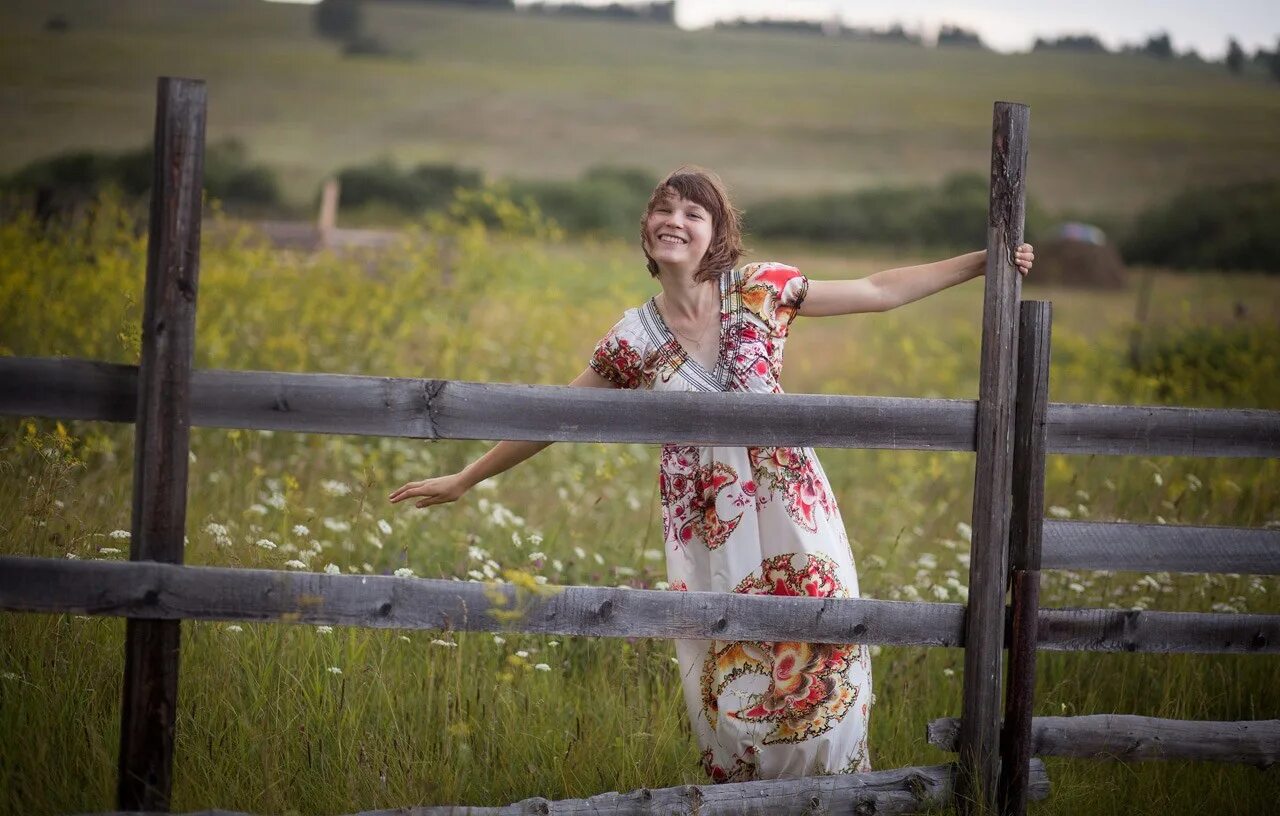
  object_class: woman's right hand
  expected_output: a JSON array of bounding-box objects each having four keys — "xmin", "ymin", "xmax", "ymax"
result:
[{"xmin": 388, "ymin": 473, "xmax": 470, "ymax": 509}]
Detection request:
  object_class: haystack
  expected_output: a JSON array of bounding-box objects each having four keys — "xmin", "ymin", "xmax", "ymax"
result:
[{"xmin": 1025, "ymin": 222, "xmax": 1128, "ymax": 289}]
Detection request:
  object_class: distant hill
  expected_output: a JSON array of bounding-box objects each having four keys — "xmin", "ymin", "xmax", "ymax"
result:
[{"xmin": 1, "ymin": 0, "xmax": 1277, "ymax": 215}]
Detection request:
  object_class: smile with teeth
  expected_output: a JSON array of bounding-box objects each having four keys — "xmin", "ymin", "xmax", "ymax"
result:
[{"xmin": 657, "ymin": 233, "xmax": 687, "ymax": 245}]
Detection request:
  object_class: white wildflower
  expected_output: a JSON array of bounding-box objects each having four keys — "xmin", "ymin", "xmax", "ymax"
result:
[
  {"xmin": 316, "ymin": 625, "xmax": 334, "ymax": 634},
  {"xmin": 1186, "ymin": 474, "xmax": 1202, "ymax": 492},
  {"xmin": 547, "ymin": 640, "xmax": 559, "ymax": 647},
  {"xmin": 324, "ymin": 563, "xmax": 341, "ymax": 575},
  {"xmin": 362, "ymin": 563, "xmax": 373, "ymax": 573},
  {"xmin": 431, "ymin": 639, "xmax": 458, "ymax": 648},
  {"xmin": 653, "ymin": 581, "xmax": 671, "ymax": 590},
  {"xmin": 398, "ymin": 635, "xmax": 410, "ymax": 642},
  {"xmin": 511, "ymin": 531, "xmax": 523, "ymax": 548},
  {"xmin": 65, "ymin": 552, "xmax": 80, "ymax": 559},
  {"xmin": 916, "ymin": 553, "xmax": 938, "ymax": 570},
  {"xmin": 378, "ymin": 518, "xmax": 393, "ymax": 536},
  {"xmin": 573, "ymin": 546, "xmax": 587, "ymax": 560},
  {"xmin": 1068, "ymin": 582, "xmax": 1085, "ymax": 593},
  {"xmin": 328, "ymin": 666, "xmax": 343, "ymax": 674},
  {"xmin": 493, "ymin": 635, "xmax": 506, "ymax": 645},
  {"xmin": 284, "ymin": 559, "xmax": 307, "ymax": 569},
  {"xmin": 393, "ymin": 567, "xmax": 415, "ymax": 578},
  {"xmin": 467, "ymin": 569, "xmax": 485, "ymax": 580},
  {"xmin": 98, "ymin": 547, "xmax": 122, "ymax": 555},
  {"xmin": 292, "ymin": 524, "xmax": 310, "ymax": 537},
  {"xmin": 224, "ymin": 624, "xmax": 243, "ymax": 633},
  {"xmin": 265, "ymin": 492, "xmax": 287, "ymax": 510},
  {"xmin": 467, "ymin": 545, "xmax": 489, "ymax": 562},
  {"xmin": 1048, "ymin": 505, "xmax": 1072, "ymax": 519},
  {"xmin": 1153, "ymin": 473, "xmax": 1163, "ymax": 487},
  {"xmin": 643, "ymin": 549, "xmax": 662, "ymax": 561},
  {"xmin": 247, "ymin": 503, "xmax": 269, "ymax": 516},
  {"xmin": 322, "ymin": 518, "xmax": 350, "ymax": 533},
  {"xmin": 615, "ymin": 566, "xmax": 637, "ymax": 577},
  {"xmin": 321, "ymin": 480, "xmax": 352, "ymax": 497},
  {"xmin": 534, "ymin": 663, "xmax": 551, "ymax": 672},
  {"xmin": 931, "ymin": 585, "xmax": 949, "ymax": 600},
  {"xmin": 256, "ymin": 538, "xmax": 277, "ymax": 551},
  {"xmin": 593, "ymin": 552, "xmax": 605, "ymax": 565},
  {"xmin": 942, "ymin": 667, "xmax": 956, "ymax": 678},
  {"xmin": 108, "ymin": 529, "xmax": 131, "ymax": 541},
  {"xmin": 528, "ymin": 533, "xmax": 543, "ymax": 546},
  {"xmin": 515, "ymin": 650, "xmax": 530, "ymax": 658},
  {"xmin": 955, "ymin": 522, "xmax": 972, "ymax": 543},
  {"xmin": 957, "ymin": 552, "xmax": 971, "ymax": 567},
  {"xmin": 366, "ymin": 532, "xmax": 383, "ymax": 550},
  {"xmin": 552, "ymin": 559, "xmax": 564, "ymax": 573},
  {"xmin": 534, "ymin": 576, "xmax": 548, "ymax": 584}
]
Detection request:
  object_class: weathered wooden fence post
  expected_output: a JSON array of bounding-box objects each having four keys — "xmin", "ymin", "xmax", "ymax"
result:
[
  {"xmin": 117, "ymin": 76, "xmax": 206, "ymax": 812},
  {"xmin": 999, "ymin": 301, "xmax": 1052, "ymax": 816},
  {"xmin": 957, "ymin": 100, "xmax": 1029, "ymax": 814}
]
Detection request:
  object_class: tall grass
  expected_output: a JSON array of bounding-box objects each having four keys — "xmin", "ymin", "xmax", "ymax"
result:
[{"xmin": 1, "ymin": 198, "xmax": 1277, "ymax": 814}]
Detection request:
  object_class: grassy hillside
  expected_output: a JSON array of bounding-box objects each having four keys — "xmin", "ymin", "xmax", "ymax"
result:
[{"xmin": 2, "ymin": 0, "xmax": 1279, "ymax": 215}]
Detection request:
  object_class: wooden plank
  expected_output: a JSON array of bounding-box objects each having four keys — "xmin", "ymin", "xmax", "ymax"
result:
[
  {"xmin": 75, "ymin": 761, "xmax": 1051, "ymax": 816},
  {"xmin": 3, "ymin": 557, "xmax": 1275, "ymax": 654},
  {"xmin": 999, "ymin": 301, "xmax": 1052, "ymax": 816},
  {"xmin": 1047, "ymin": 402, "xmax": 1280, "ymax": 458},
  {"xmin": 0, "ymin": 357, "xmax": 977, "ymax": 451},
  {"xmin": 118, "ymin": 76, "xmax": 206, "ymax": 814},
  {"xmin": 1035, "ymin": 606, "xmax": 1280, "ymax": 654},
  {"xmin": 1042, "ymin": 520, "xmax": 1280, "ymax": 575},
  {"xmin": 959, "ymin": 99, "xmax": 1029, "ymax": 815},
  {"xmin": 0, "ymin": 557, "xmax": 966, "ymax": 647},
  {"xmin": 931, "ymin": 716, "xmax": 1280, "ymax": 767},
  {"xmin": 4, "ymin": 356, "xmax": 1278, "ymax": 459}
]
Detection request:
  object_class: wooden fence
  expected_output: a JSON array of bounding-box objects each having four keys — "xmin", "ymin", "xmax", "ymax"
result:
[{"xmin": 2, "ymin": 77, "xmax": 1278, "ymax": 816}]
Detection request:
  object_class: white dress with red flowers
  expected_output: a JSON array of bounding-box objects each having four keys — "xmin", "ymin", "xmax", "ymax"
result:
[{"xmin": 589, "ymin": 262, "xmax": 872, "ymax": 783}]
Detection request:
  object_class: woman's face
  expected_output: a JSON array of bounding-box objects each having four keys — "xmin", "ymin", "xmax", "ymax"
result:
[{"xmin": 644, "ymin": 189, "xmax": 714, "ymax": 275}]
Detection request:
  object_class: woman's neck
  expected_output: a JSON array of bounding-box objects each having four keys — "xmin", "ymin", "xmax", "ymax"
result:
[{"xmin": 656, "ymin": 267, "xmax": 718, "ymax": 321}]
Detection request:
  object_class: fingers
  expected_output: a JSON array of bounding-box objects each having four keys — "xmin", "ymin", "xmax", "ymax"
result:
[{"xmin": 1012, "ymin": 243, "xmax": 1034, "ymax": 276}]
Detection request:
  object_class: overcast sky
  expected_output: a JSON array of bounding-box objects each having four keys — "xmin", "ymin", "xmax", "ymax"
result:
[{"xmin": 511, "ymin": 0, "xmax": 1278, "ymax": 58}]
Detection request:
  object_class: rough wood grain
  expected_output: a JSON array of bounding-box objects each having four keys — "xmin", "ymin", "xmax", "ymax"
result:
[
  {"xmin": 931, "ymin": 716, "xmax": 1279, "ymax": 767},
  {"xmin": 1035, "ymin": 606, "xmax": 1279, "ymax": 653},
  {"xmin": 4, "ymin": 357, "xmax": 1277, "ymax": 458},
  {"xmin": 0, "ymin": 557, "xmax": 965, "ymax": 647},
  {"xmin": 1046, "ymin": 402, "xmax": 1279, "ymax": 458},
  {"xmin": 960, "ymin": 99, "xmax": 1029, "ymax": 815},
  {"xmin": 1000, "ymin": 302, "xmax": 1051, "ymax": 816},
  {"xmin": 74, "ymin": 761, "xmax": 1050, "ymax": 816},
  {"xmin": 1042, "ymin": 520, "xmax": 1280, "ymax": 575},
  {"xmin": 0, "ymin": 358, "xmax": 976, "ymax": 451},
  {"xmin": 117, "ymin": 76, "xmax": 205, "ymax": 815}
]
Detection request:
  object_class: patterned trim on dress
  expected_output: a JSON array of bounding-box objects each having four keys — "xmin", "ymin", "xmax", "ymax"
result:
[{"xmin": 640, "ymin": 269, "xmax": 733, "ymax": 393}]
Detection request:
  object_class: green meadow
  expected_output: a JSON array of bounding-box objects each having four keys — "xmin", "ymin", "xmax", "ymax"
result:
[
  {"xmin": 1, "ymin": 195, "xmax": 1277, "ymax": 814},
  {"xmin": 2, "ymin": 0, "xmax": 1280, "ymax": 216},
  {"xmin": 3, "ymin": 1, "xmax": 1280, "ymax": 813}
]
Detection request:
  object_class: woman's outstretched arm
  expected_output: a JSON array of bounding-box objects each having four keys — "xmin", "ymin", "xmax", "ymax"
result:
[
  {"xmin": 799, "ymin": 245, "xmax": 1034, "ymax": 317},
  {"xmin": 388, "ymin": 366, "xmax": 617, "ymax": 509}
]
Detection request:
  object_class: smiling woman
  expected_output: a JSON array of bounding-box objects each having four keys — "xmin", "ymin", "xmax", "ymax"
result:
[{"xmin": 388, "ymin": 164, "xmax": 1034, "ymax": 784}]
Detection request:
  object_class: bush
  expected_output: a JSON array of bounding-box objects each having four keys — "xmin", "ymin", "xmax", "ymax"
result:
[
  {"xmin": 1120, "ymin": 180, "xmax": 1280, "ymax": 273},
  {"xmin": 313, "ymin": 0, "xmax": 363, "ymax": 41},
  {"xmin": 744, "ymin": 172, "xmax": 1049, "ymax": 250},
  {"xmin": 335, "ymin": 159, "xmax": 482, "ymax": 214},
  {"xmin": 2, "ymin": 140, "xmax": 282, "ymax": 213},
  {"xmin": 508, "ymin": 166, "xmax": 655, "ymax": 236},
  {"xmin": 1130, "ymin": 323, "xmax": 1280, "ymax": 405}
]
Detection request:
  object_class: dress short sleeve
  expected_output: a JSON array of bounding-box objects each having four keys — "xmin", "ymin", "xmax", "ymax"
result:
[
  {"xmin": 589, "ymin": 310, "xmax": 647, "ymax": 389},
  {"xmin": 740, "ymin": 262, "xmax": 808, "ymax": 335}
]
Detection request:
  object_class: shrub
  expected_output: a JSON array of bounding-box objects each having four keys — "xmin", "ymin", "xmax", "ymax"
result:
[
  {"xmin": 1, "ymin": 140, "xmax": 282, "ymax": 213},
  {"xmin": 508, "ymin": 165, "xmax": 654, "ymax": 236},
  {"xmin": 335, "ymin": 159, "xmax": 481, "ymax": 214},
  {"xmin": 1120, "ymin": 180, "xmax": 1280, "ymax": 273},
  {"xmin": 744, "ymin": 172, "xmax": 1050, "ymax": 250},
  {"xmin": 1130, "ymin": 323, "xmax": 1280, "ymax": 406}
]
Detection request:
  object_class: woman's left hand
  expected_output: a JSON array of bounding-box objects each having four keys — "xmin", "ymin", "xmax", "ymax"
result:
[{"xmin": 1013, "ymin": 243, "xmax": 1034, "ymax": 277}]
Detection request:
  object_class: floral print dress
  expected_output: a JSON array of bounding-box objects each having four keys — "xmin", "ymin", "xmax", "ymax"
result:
[{"xmin": 589, "ymin": 262, "xmax": 873, "ymax": 783}]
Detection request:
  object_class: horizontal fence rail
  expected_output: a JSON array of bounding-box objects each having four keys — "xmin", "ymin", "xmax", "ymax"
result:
[
  {"xmin": 1042, "ymin": 520, "xmax": 1280, "ymax": 575},
  {"xmin": 2, "ymin": 557, "xmax": 1277, "ymax": 654},
  {"xmin": 929, "ymin": 716, "xmax": 1280, "ymax": 767},
  {"xmin": 2, "ymin": 357, "xmax": 1279, "ymax": 457},
  {"xmin": 76, "ymin": 761, "xmax": 1050, "ymax": 816}
]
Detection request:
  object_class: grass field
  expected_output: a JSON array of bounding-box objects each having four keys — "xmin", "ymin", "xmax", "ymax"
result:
[
  {"xmin": 3, "ymin": 0, "xmax": 1280, "ymax": 217},
  {"xmin": 1, "ymin": 195, "xmax": 1278, "ymax": 814}
]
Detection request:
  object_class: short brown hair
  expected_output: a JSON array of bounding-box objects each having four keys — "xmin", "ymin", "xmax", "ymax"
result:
[{"xmin": 641, "ymin": 166, "xmax": 743, "ymax": 283}]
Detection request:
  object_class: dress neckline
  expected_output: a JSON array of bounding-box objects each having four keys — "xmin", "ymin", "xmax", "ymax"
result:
[{"xmin": 642, "ymin": 269, "xmax": 733, "ymax": 392}]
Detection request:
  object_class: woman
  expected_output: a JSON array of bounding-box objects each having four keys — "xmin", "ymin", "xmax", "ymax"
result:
[{"xmin": 389, "ymin": 166, "xmax": 1034, "ymax": 783}]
